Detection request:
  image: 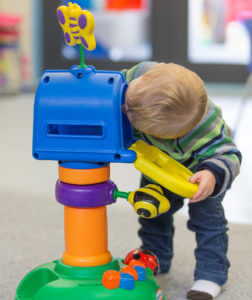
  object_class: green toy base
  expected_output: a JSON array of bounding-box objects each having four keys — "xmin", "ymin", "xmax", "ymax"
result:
[{"xmin": 15, "ymin": 258, "xmax": 165, "ymax": 300}]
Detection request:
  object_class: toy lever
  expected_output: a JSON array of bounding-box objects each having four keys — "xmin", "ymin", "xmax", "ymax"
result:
[{"xmin": 129, "ymin": 140, "xmax": 198, "ymax": 198}]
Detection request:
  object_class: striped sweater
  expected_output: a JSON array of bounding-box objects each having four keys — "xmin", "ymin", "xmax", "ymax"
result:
[{"xmin": 122, "ymin": 62, "xmax": 242, "ymax": 197}]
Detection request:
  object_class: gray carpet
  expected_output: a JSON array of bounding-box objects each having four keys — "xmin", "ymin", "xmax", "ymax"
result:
[{"xmin": 1, "ymin": 189, "xmax": 252, "ymax": 300}]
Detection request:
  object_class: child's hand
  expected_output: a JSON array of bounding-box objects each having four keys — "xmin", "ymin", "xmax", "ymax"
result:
[{"xmin": 189, "ymin": 170, "xmax": 216, "ymax": 203}]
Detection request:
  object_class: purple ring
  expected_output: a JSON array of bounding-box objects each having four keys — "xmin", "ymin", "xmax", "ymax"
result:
[{"xmin": 56, "ymin": 180, "xmax": 117, "ymax": 208}]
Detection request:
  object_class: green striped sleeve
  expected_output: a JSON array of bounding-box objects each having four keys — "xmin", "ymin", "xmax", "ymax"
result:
[
  {"xmin": 180, "ymin": 104, "xmax": 220, "ymax": 148},
  {"xmin": 121, "ymin": 61, "xmax": 158, "ymax": 83}
]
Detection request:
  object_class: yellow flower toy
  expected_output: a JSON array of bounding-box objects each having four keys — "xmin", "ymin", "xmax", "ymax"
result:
[{"xmin": 57, "ymin": 2, "xmax": 96, "ymax": 67}]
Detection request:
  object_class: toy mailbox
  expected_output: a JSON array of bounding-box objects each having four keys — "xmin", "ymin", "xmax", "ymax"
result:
[{"xmin": 32, "ymin": 65, "xmax": 136, "ymax": 164}]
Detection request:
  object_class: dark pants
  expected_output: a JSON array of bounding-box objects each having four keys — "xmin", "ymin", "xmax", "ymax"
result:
[{"xmin": 138, "ymin": 177, "xmax": 230, "ymax": 285}]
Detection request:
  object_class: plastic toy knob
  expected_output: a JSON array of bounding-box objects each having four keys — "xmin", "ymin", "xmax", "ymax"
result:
[
  {"xmin": 120, "ymin": 266, "xmax": 138, "ymax": 280},
  {"xmin": 102, "ymin": 270, "xmax": 120, "ymax": 289},
  {"xmin": 129, "ymin": 259, "xmax": 146, "ymax": 269},
  {"xmin": 133, "ymin": 266, "xmax": 146, "ymax": 281},
  {"xmin": 119, "ymin": 273, "xmax": 135, "ymax": 290}
]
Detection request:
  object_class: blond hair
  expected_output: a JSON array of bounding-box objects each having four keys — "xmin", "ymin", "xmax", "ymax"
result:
[{"xmin": 125, "ymin": 63, "xmax": 208, "ymax": 139}]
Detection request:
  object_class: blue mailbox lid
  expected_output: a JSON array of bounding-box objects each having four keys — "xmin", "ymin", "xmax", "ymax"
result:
[{"xmin": 33, "ymin": 65, "xmax": 136, "ymax": 164}]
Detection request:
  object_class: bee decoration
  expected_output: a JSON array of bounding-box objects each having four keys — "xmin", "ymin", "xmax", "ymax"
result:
[{"xmin": 128, "ymin": 184, "xmax": 170, "ymax": 219}]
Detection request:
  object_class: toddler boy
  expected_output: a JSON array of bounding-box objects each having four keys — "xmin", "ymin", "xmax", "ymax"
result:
[{"xmin": 122, "ymin": 62, "xmax": 242, "ymax": 300}]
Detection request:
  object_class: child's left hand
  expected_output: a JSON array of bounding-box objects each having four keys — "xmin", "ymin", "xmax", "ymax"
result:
[{"xmin": 189, "ymin": 170, "xmax": 216, "ymax": 203}]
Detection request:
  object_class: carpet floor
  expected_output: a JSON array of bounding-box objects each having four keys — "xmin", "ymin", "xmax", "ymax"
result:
[{"xmin": 1, "ymin": 189, "xmax": 252, "ymax": 300}]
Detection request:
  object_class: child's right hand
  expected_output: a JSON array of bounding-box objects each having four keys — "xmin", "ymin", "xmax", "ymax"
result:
[{"xmin": 189, "ymin": 170, "xmax": 216, "ymax": 203}]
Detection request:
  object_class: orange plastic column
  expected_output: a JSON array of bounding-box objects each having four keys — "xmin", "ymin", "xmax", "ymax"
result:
[
  {"xmin": 63, "ymin": 206, "xmax": 111, "ymax": 267},
  {"xmin": 59, "ymin": 165, "xmax": 110, "ymax": 185},
  {"xmin": 60, "ymin": 165, "xmax": 112, "ymax": 267}
]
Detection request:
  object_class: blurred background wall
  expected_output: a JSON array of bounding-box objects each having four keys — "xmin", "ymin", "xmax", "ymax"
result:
[
  {"xmin": 1, "ymin": 0, "xmax": 252, "ymax": 95},
  {"xmin": 42, "ymin": 0, "xmax": 251, "ymax": 82},
  {"xmin": 1, "ymin": 0, "xmax": 32, "ymax": 68},
  {"xmin": 0, "ymin": 0, "xmax": 33, "ymax": 93}
]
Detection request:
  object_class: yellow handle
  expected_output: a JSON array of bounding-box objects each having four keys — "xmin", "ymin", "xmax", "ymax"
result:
[{"xmin": 129, "ymin": 140, "xmax": 198, "ymax": 198}]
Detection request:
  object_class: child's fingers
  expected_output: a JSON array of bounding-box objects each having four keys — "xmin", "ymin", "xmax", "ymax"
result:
[
  {"xmin": 189, "ymin": 173, "xmax": 201, "ymax": 184},
  {"xmin": 189, "ymin": 170, "xmax": 216, "ymax": 203},
  {"xmin": 189, "ymin": 190, "xmax": 203, "ymax": 202},
  {"xmin": 189, "ymin": 181, "xmax": 208, "ymax": 202},
  {"xmin": 189, "ymin": 192, "xmax": 207, "ymax": 203}
]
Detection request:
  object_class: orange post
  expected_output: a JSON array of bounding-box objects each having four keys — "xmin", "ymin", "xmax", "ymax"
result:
[
  {"xmin": 63, "ymin": 206, "xmax": 111, "ymax": 267},
  {"xmin": 61, "ymin": 166, "xmax": 112, "ymax": 267},
  {"xmin": 59, "ymin": 165, "xmax": 110, "ymax": 185}
]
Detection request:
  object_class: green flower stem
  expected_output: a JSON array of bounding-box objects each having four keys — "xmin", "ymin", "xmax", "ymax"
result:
[{"xmin": 79, "ymin": 44, "xmax": 86, "ymax": 68}]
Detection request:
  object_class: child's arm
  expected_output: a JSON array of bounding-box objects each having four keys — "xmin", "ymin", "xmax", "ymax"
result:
[{"xmin": 190, "ymin": 123, "xmax": 241, "ymax": 202}]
